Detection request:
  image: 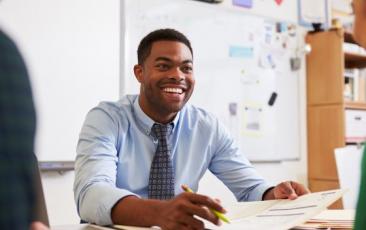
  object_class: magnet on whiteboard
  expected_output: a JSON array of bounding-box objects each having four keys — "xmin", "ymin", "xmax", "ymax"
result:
[{"xmin": 268, "ymin": 92, "xmax": 278, "ymax": 106}]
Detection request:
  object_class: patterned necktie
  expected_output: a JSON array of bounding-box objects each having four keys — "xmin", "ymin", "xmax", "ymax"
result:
[{"xmin": 148, "ymin": 123, "xmax": 175, "ymax": 199}]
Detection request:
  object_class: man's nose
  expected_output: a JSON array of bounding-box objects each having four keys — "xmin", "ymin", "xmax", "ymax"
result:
[{"xmin": 168, "ymin": 67, "xmax": 185, "ymax": 81}]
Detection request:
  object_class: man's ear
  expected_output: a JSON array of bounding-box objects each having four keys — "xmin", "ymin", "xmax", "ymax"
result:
[{"xmin": 134, "ymin": 64, "xmax": 143, "ymax": 83}]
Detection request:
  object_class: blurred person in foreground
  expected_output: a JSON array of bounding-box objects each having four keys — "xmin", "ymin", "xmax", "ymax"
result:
[{"xmin": 0, "ymin": 29, "xmax": 48, "ymax": 230}]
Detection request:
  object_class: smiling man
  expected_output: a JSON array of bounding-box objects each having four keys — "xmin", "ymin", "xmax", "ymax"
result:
[
  {"xmin": 74, "ymin": 28, "xmax": 309, "ymax": 230},
  {"xmin": 134, "ymin": 39, "xmax": 194, "ymax": 124}
]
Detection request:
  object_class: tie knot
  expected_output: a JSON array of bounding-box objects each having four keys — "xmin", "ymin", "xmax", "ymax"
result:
[{"xmin": 152, "ymin": 123, "xmax": 173, "ymax": 140}]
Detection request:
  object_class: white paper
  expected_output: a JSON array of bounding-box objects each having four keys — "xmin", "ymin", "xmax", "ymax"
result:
[
  {"xmin": 310, "ymin": 209, "xmax": 355, "ymax": 222},
  {"xmin": 299, "ymin": 0, "xmax": 328, "ymax": 24},
  {"xmin": 205, "ymin": 189, "xmax": 346, "ymax": 230},
  {"xmin": 335, "ymin": 146, "xmax": 363, "ymax": 208}
]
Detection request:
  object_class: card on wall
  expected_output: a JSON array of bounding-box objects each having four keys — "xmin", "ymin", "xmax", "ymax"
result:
[{"xmin": 232, "ymin": 0, "xmax": 253, "ymax": 8}]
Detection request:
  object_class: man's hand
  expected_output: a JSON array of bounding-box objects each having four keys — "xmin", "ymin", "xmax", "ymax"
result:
[
  {"xmin": 111, "ymin": 193, "xmax": 226, "ymax": 230},
  {"xmin": 263, "ymin": 181, "xmax": 310, "ymax": 200},
  {"xmin": 29, "ymin": 221, "xmax": 49, "ymax": 230},
  {"xmin": 156, "ymin": 192, "xmax": 225, "ymax": 230}
]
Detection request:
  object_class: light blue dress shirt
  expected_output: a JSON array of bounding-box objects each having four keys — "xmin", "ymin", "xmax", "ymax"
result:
[{"xmin": 74, "ymin": 95, "xmax": 272, "ymax": 225}]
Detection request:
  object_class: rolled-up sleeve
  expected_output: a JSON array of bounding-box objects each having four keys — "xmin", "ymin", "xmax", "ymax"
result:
[
  {"xmin": 209, "ymin": 119, "xmax": 273, "ymax": 202},
  {"xmin": 73, "ymin": 106, "xmax": 137, "ymax": 225}
]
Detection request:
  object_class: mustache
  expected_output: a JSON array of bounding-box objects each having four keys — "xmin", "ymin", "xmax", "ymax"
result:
[{"xmin": 158, "ymin": 79, "xmax": 189, "ymax": 88}]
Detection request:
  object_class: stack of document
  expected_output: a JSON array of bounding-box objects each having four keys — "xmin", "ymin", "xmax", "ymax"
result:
[
  {"xmin": 204, "ymin": 189, "xmax": 346, "ymax": 230},
  {"xmin": 293, "ymin": 209, "xmax": 354, "ymax": 229}
]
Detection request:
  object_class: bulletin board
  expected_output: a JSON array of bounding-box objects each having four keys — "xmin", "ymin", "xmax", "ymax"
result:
[{"xmin": 121, "ymin": 0, "xmax": 302, "ymax": 161}]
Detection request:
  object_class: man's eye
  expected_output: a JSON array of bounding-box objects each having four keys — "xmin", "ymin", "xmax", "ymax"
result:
[
  {"xmin": 181, "ymin": 66, "xmax": 193, "ymax": 73},
  {"xmin": 156, "ymin": 64, "xmax": 169, "ymax": 70}
]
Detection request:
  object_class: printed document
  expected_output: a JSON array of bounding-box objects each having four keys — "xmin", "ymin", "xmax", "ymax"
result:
[{"xmin": 205, "ymin": 189, "xmax": 345, "ymax": 230}]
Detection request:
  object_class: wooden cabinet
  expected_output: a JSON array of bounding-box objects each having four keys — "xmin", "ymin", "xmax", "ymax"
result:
[
  {"xmin": 309, "ymin": 179, "xmax": 343, "ymax": 209},
  {"xmin": 306, "ymin": 29, "xmax": 366, "ymax": 209},
  {"xmin": 308, "ymin": 105, "xmax": 345, "ymax": 180},
  {"xmin": 306, "ymin": 30, "xmax": 344, "ymax": 106}
]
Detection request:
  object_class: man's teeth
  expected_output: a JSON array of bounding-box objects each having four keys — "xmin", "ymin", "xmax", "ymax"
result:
[{"xmin": 163, "ymin": 88, "xmax": 183, "ymax": 94}]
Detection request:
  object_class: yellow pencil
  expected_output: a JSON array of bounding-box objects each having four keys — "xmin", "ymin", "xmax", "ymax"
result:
[{"xmin": 181, "ymin": 185, "xmax": 230, "ymax": 224}]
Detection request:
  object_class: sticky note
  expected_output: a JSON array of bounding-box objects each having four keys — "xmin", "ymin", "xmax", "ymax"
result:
[
  {"xmin": 229, "ymin": 46, "xmax": 254, "ymax": 58},
  {"xmin": 232, "ymin": 0, "xmax": 253, "ymax": 8}
]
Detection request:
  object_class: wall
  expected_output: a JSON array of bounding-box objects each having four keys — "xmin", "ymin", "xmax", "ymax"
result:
[
  {"xmin": 0, "ymin": 0, "xmax": 120, "ymax": 225},
  {"xmin": 0, "ymin": 0, "xmax": 120, "ymax": 162},
  {"xmin": 0, "ymin": 0, "xmax": 307, "ymax": 226}
]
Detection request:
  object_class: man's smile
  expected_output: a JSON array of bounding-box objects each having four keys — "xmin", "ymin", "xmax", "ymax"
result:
[{"xmin": 162, "ymin": 87, "xmax": 184, "ymax": 94}]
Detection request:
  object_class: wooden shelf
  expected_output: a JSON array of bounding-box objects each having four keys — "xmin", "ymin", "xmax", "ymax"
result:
[
  {"xmin": 345, "ymin": 101, "xmax": 366, "ymax": 110},
  {"xmin": 344, "ymin": 52, "xmax": 366, "ymax": 68},
  {"xmin": 307, "ymin": 29, "xmax": 366, "ymax": 209}
]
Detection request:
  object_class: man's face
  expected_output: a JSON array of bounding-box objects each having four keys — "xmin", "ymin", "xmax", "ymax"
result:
[
  {"xmin": 134, "ymin": 40, "xmax": 194, "ymax": 123},
  {"xmin": 353, "ymin": 0, "xmax": 366, "ymax": 47}
]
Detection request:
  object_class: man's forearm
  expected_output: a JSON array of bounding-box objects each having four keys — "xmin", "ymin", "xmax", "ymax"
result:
[{"xmin": 111, "ymin": 195, "xmax": 165, "ymax": 226}]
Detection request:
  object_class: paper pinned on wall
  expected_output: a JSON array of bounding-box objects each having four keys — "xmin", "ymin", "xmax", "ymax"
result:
[
  {"xmin": 242, "ymin": 104, "xmax": 263, "ymax": 136},
  {"xmin": 240, "ymin": 72, "xmax": 260, "ymax": 86},
  {"xmin": 232, "ymin": 0, "xmax": 253, "ymax": 8},
  {"xmin": 229, "ymin": 45, "xmax": 254, "ymax": 59},
  {"xmin": 298, "ymin": 0, "xmax": 330, "ymax": 28}
]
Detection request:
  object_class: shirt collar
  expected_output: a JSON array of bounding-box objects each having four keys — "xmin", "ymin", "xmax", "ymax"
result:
[{"xmin": 133, "ymin": 96, "xmax": 180, "ymax": 136}]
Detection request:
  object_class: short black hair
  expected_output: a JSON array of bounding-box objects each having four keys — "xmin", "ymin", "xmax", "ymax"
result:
[{"xmin": 137, "ymin": 28, "xmax": 193, "ymax": 65}]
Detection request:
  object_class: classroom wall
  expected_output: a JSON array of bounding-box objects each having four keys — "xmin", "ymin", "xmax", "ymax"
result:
[
  {"xmin": 0, "ymin": 0, "xmax": 307, "ymax": 226},
  {"xmin": 0, "ymin": 0, "xmax": 120, "ymax": 225}
]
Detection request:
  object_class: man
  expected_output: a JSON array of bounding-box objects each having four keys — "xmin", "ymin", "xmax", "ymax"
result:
[
  {"xmin": 0, "ymin": 29, "xmax": 48, "ymax": 230},
  {"xmin": 352, "ymin": 0, "xmax": 366, "ymax": 229},
  {"xmin": 74, "ymin": 28, "xmax": 309, "ymax": 229}
]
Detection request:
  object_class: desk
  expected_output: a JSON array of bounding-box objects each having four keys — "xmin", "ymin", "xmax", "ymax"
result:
[{"xmin": 52, "ymin": 209, "xmax": 354, "ymax": 230}]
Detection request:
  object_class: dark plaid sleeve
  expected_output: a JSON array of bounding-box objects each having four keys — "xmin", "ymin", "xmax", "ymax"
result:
[{"xmin": 0, "ymin": 29, "xmax": 37, "ymax": 230}]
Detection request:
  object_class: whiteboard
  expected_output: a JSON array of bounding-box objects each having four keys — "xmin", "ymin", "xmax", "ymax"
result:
[
  {"xmin": 0, "ymin": 0, "xmax": 120, "ymax": 161},
  {"xmin": 121, "ymin": 0, "xmax": 302, "ymax": 161}
]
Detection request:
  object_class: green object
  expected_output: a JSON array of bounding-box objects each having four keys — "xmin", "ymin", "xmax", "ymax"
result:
[
  {"xmin": 354, "ymin": 147, "xmax": 366, "ymax": 229},
  {"xmin": 211, "ymin": 209, "xmax": 231, "ymax": 224},
  {"xmin": 182, "ymin": 185, "xmax": 231, "ymax": 224}
]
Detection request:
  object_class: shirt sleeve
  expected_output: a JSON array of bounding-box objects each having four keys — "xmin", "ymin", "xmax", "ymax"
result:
[
  {"xmin": 208, "ymin": 118, "xmax": 273, "ymax": 202},
  {"xmin": 73, "ymin": 105, "xmax": 138, "ymax": 225}
]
